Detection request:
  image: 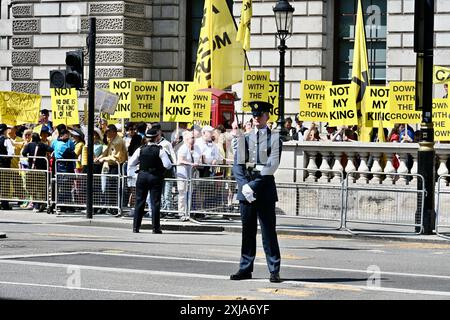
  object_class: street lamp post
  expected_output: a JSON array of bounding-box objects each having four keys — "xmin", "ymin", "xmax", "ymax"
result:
[
  {"xmin": 414, "ymin": 0, "xmax": 435, "ymax": 234},
  {"xmin": 273, "ymin": 0, "xmax": 294, "ymax": 140}
]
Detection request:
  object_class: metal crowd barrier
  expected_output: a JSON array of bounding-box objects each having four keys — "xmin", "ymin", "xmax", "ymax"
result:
[
  {"xmin": 188, "ymin": 164, "xmax": 238, "ymax": 221},
  {"xmin": 436, "ymin": 175, "xmax": 450, "ymax": 239},
  {"xmin": 0, "ymin": 155, "xmax": 51, "ymax": 209},
  {"xmin": 343, "ymin": 171, "xmax": 425, "ymax": 235},
  {"xmin": 54, "ymin": 159, "xmax": 122, "ymax": 213},
  {"xmin": 121, "ymin": 161, "xmax": 189, "ymax": 219},
  {"xmin": 275, "ymin": 167, "xmax": 344, "ymax": 230}
]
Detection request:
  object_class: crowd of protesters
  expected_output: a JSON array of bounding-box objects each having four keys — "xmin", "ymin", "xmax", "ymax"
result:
[{"xmin": 0, "ymin": 108, "xmax": 428, "ymax": 217}]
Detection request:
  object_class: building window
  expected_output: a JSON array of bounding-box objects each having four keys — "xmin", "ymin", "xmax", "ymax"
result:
[
  {"xmin": 186, "ymin": 0, "xmax": 233, "ymax": 80},
  {"xmin": 334, "ymin": 0, "xmax": 387, "ymax": 84}
]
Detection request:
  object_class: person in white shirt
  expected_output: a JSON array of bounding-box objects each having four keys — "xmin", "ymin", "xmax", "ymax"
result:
[
  {"xmin": 195, "ymin": 125, "xmax": 223, "ymax": 177},
  {"xmin": 176, "ymin": 130, "xmax": 201, "ymax": 220}
]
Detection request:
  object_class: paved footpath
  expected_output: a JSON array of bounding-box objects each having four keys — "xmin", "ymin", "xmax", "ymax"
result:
[{"xmin": 0, "ymin": 208, "xmax": 448, "ymax": 244}]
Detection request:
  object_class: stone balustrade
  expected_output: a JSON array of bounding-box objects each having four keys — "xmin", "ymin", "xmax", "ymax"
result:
[{"xmin": 276, "ymin": 141, "xmax": 450, "ymax": 186}]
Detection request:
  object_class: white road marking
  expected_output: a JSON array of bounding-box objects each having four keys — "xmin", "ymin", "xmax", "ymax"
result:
[
  {"xmin": 0, "ymin": 280, "xmax": 194, "ymax": 299},
  {"xmin": 2, "ymin": 251, "xmax": 450, "ymax": 281},
  {"xmin": 1, "ymin": 258, "xmax": 450, "ymax": 298}
]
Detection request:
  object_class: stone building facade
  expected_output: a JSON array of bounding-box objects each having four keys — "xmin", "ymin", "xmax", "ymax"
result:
[{"xmin": 0, "ymin": 0, "xmax": 449, "ymax": 117}]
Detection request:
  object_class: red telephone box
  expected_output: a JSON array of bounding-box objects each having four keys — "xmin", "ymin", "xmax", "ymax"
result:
[{"xmin": 199, "ymin": 88, "xmax": 235, "ymax": 129}]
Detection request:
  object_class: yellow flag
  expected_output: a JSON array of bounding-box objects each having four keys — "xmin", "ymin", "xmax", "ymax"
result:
[
  {"xmin": 351, "ymin": 0, "xmax": 371, "ymax": 142},
  {"xmin": 194, "ymin": 0, "xmax": 246, "ymax": 90},
  {"xmin": 236, "ymin": 0, "xmax": 252, "ymax": 51}
]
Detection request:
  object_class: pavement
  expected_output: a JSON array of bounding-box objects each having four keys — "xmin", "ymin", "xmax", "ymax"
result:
[{"xmin": 1, "ymin": 207, "xmax": 450, "ymax": 244}]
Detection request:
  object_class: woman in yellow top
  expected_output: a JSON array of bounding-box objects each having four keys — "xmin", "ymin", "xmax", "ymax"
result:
[{"xmin": 70, "ymin": 128, "xmax": 85, "ymax": 173}]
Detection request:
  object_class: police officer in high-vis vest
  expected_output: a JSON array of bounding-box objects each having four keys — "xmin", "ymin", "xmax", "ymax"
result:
[
  {"xmin": 129, "ymin": 127, "xmax": 172, "ymax": 234},
  {"xmin": 230, "ymin": 101, "xmax": 283, "ymax": 283}
]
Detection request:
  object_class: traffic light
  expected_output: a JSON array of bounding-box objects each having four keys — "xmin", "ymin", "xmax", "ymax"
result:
[
  {"xmin": 49, "ymin": 70, "xmax": 66, "ymax": 88},
  {"xmin": 65, "ymin": 50, "xmax": 84, "ymax": 89}
]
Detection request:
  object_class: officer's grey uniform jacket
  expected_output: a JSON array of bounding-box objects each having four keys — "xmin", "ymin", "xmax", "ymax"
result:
[{"xmin": 232, "ymin": 128, "xmax": 282, "ymax": 204}]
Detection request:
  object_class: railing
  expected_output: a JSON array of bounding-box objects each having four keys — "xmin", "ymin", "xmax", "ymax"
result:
[{"xmin": 0, "ymin": 148, "xmax": 445, "ymax": 236}]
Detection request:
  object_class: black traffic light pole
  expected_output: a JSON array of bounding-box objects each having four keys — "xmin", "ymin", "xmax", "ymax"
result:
[
  {"xmin": 86, "ymin": 18, "xmax": 96, "ymax": 219},
  {"xmin": 414, "ymin": 0, "xmax": 435, "ymax": 234}
]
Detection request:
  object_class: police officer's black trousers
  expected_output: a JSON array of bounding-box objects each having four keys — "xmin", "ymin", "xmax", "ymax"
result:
[
  {"xmin": 133, "ymin": 171, "xmax": 163, "ymax": 232},
  {"xmin": 238, "ymin": 200, "xmax": 281, "ymax": 274}
]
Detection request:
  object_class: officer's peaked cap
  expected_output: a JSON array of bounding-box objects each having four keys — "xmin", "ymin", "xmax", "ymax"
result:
[
  {"xmin": 145, "ymin": 127, "xmax": 159, "ymax": 138},
  {"xmin": 249, "ymin": 101, "xmax": 272, "ymax": 116}
]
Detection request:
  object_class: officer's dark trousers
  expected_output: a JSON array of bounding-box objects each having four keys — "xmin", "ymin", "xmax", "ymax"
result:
[
  {"xmin": 239, "ymin": 200, "xmax": 281, "ymax": 274},
  {"xmin": 133, "ymin": 171, "xmax": 163, "ymax": 232}
]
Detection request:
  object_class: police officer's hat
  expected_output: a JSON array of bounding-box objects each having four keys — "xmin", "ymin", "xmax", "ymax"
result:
[
  {"xmin": 248, "ymin": 101, "xmax": 273, "ymax": 117},
  {"xmin": 145, "ymin": 127, "xmax": 159, "ymax": 138}
]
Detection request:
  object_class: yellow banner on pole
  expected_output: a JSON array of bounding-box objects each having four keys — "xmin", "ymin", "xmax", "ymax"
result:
[
  {"xmin": 242, "ymin": 70, "xmax": 270, "ymax": 111},
  {"xmin": 236, "ymin": 0, "xmax": 252, "ymax": 51},
  {"xmin": 267, "ymin": 82, "xmax": 279, "ymax": 123},
  {"xmin": 433, "ymin": 65, "xmax": 450, "ymax": 84},
  {"xmin": 0, "ymin": 91, "xmax": 41, "ymax": 125},
  {"xmin": 192, "ymin": 91, "xmax": 212, "ymax": 125},
  {"xmin": 299, "ymin": 80, "xmax": 331, "ymax": 122},
  {"xmin": 130, "ymin": 81, "xmax": 161, "ymax": 122},
  {"xmin": 433, "ymin": 98, "xmax": 450, "ymax": 141},
  {"xmin": 163, "ymin": 81, "xmax": 197, "ymax": 123},
  {"xmin": 325, "ymin": 84, "xmax": 357, "ymax": 126},
  {"xmin": 51, "ymin": 88, "xmax": 79, "ymax": 126},
  {"xmin": 351, "ymin": 0, "xmax": 371, "ymax": 142},
  {"xmin": 388, "ymin": 81, "xmax": 421, "ymax": 125},
  {"xmin": 109, "ymin": 78, "xmax": 136, "ymax": 119},
  {"xmin": 364, "ymin": 86, "xmax": 392, "ymax": 128},
  {"xmin": 193, "ymin": 0, "xmax": 246, "ymax": 90}
]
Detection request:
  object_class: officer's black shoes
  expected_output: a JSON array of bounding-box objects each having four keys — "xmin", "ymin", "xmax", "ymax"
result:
[
  {"xmin": 269, "ymin": 273, "xmax": 282, "ymax": 283},
  {"xmin": 152, "ymin": 229, "xmax": 162, "ymax": 234},
  {"xmin": 133, "ymin": 229, "xmax": 139, "ymax": 233},
  {"xmin": 230, "ymin": 271, "xmax": 252, "ymax": 280}
]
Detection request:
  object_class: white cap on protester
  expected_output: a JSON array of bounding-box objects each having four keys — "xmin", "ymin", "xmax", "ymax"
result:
[{"xmin": 201, "ymin": 125, "xmax": 214, "ymax": 133}]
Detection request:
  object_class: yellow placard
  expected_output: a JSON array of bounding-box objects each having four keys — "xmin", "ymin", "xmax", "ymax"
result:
[
  {"xmin": 388, "ymin": 82, "xmax": 421, "ymax": 125},
  {"xmin": 242, "ymin": 70, "xmax": 270, "ymax": 111},
  {"xmin": 99, "ymin": 112, "xmax": 118, "ymax": 125},
  {"xmin": 433, "ymin": 66, "xmax": 450, "ymax": 84},
  {"xmin": 192, "ymin": 91, "xmax": 211, "ymax": 124},
  {"xmin": 267, "ymin": 81, "xmax": 279, "ymax": 123},
  {"xmin": 109, "ymin": 78, "xmax": 136, "ymax": 119},
  {"xmin": 325, "ymin": 84, "xmax": 357, "ymax": 126},
  {"xmin": 0, "ymin": 91, "xmax": 41, "ymax": 125},
  {"xmin": 433, "ymin": 98, "xmax": 450, "ymax": 141},
  {"xmin": 130, "ymin": 81, "xmax": 161, "ymax": 122},
  {"xmin": 163, "ymin": 81, "xmax": 197, "ymax": 123},
  {"xmin": 364, "ymin": 86, "xmax": 392, "ymax": 128},
  {"xmin": 299, "ymin": 80, "xmax": 331, "ymax": 122},
  {"xmin": 51, "ymin": 88, "xmax": 79, "ymax": 126}
]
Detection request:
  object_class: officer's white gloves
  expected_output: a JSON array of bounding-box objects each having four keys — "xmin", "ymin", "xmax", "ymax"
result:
[{"xmin": 242, "ymin": 184, "xmax": 255, "ymax": 203}]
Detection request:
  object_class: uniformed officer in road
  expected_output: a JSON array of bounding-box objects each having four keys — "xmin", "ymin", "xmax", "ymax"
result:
[
  {"xmin": 129, "ymin": 127, "xmax": 172, "ymax": 234},
  {"xmin": 230, "ymin": 101, "xmax": 282, "ymax": 283}
]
